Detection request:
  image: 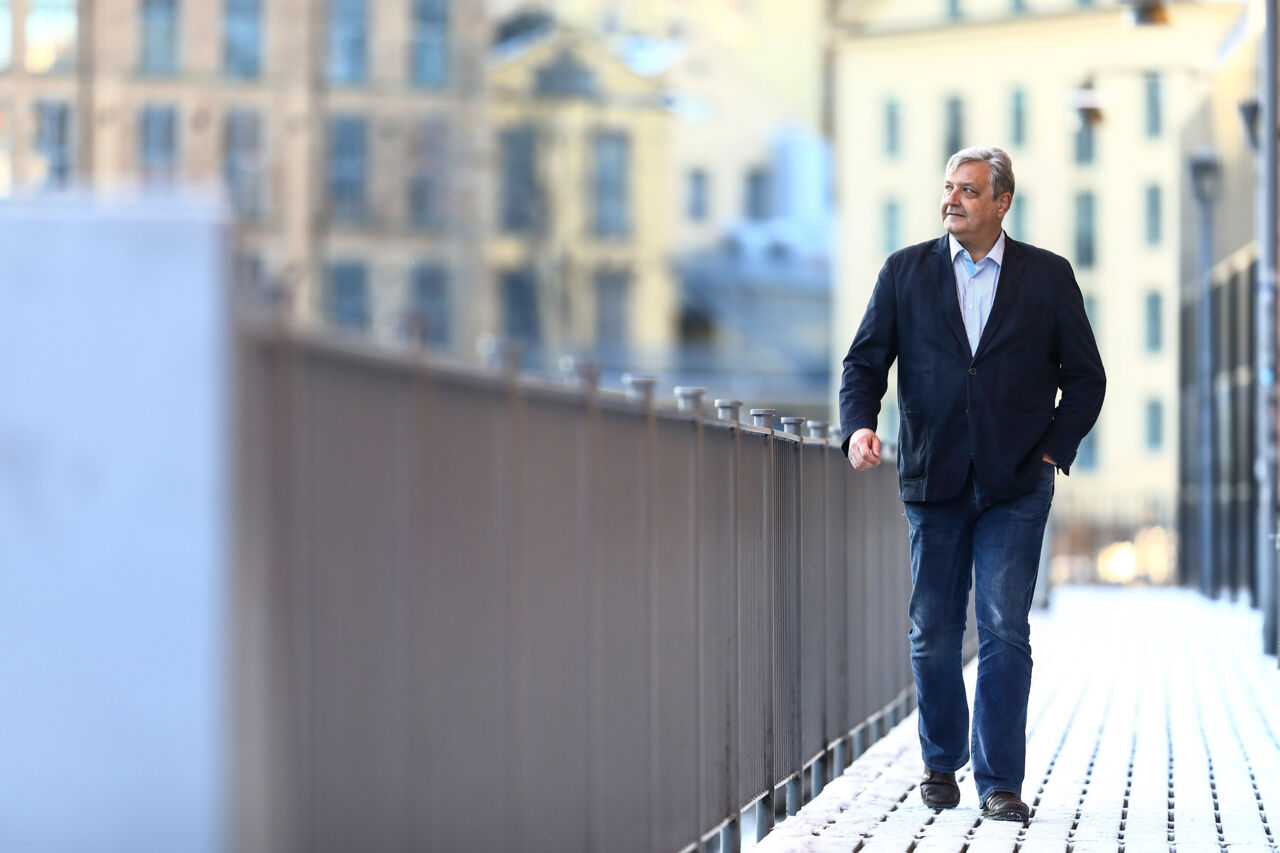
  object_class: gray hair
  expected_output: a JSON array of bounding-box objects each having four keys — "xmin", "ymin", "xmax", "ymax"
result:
[{"xmin": 945, "ymin": 145, "xmax": 1015, "ymax": 200}]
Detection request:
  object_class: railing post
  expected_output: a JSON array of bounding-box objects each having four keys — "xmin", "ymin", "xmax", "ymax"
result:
[
  {"xmin": 559, "ymin": 356, "xmax": 601, "ymax": 396},
  {"xmin": 715, "ymin": 398, "xmax": 742, "ymax": 423},
  {"xmin": 674, "ymin": 386, "xmax": 705, "ymax": 414},
  {"xmin": 751, "ymin": 408, "xmax": 776, "ymax": 429},
  {"xmin": 623, "ymin": 373, "xmax": 657, "ymax": 408},
  {"xmin": 806, "ymin": 420, "xmax": 828, "ymax": 440},
  {"xmin": 780, "ymin": 417, "xmax": 804, "ymax": 436}
]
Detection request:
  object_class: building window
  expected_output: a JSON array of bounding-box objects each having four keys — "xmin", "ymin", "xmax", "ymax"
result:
[
  {"xmin": 687, "ymin": 168, "xmax": 708, "ymax": 222},
  {"xmin": 1145, "ymin": 291, "xmax": 1162, "ymax": 352},
  {"xmin": 408, "ymin": 263, "xmax": 450, "ymax": 346},
  {"xmin": 224, "ymin": 109, "xmax": 263, "ymax": 219},
  {"xmin": 0, "ymin": 1, "xmax": 13, "ymax": 70},
  {"xmin": 409, "ymin": 118, "xmax": 449, "ymax": 232},
  {"xmin": 411, "ymin": 0, "xmax": 449, "ymax": 88},
  {"xmin": 224, "ymin": 0, "xmax": 261, "ymax": 78},
  {"xmin": 1145, "ymin": 184, "xmax": 1161, "ymax": 245},
  {"xmin": 327, "ymin": 116, "xmax": 367, "ymax": 224},
  {"xmin": 1074, "ymin": 119, "xmax": 1095, "ymax": 164},
  {"xmin": 595, "ymin": 269, "xmax": 629, "ymax": 355},
  {"xmin": 33, "ymin": 100, "xmax": 72, "ymax": 188},
  {"xmin": 592, "ymin": 131, "xmax": 630, "ymax": 238},
  {"xmin": 503, "ymin": 268, "xmax": 540, "ymax": 346},
  {"xmin": 1075, "ymin": 191, "xmax": 1095, "ymax": 268},
  {"xmin": 1077, "ymin": 429, "xmax": 1098, "ymax": 470},
  {"xmin": 1011, "ymin": 0, "xmax": 1027, "ymax": 11},
  {"xmin": 1145, "ymin": 399, "xmax": 1163, "ymax": 450},
  {"xmin": 25, "ymin": 0, "xmax": 76, "ymax": 73},
  {"xmin": 1010, "ymin": 88, "xmax": 1026, "ymax": 146},
  {"xmin": 1009, "ymin": 193, "xmax": 1027, "ymax": 241},
  {"xmin": 884, "ymin": 99, "xmax": 900, "ymax": 156},
  {"xmin": 1083, "ymin": 293, "xmax": 1098, "ymax": 330},
  {"xmin": 500, "ymin": 125, "xmax": 540, "ymax": 233},
  {"xmin": 1144, "ymin": 73, "xmax": 1161, "ymax": 138},
  {"xmin": 883, "ymin": 198, "xmax": 900, "ymax": 256},
  {"xmin": 328, "ymin": 261, "xmax": 369, "ymax": 329},
  {"xmin": 327, "ymin": 0, "xmax": 366, "ymax": 84},
  {"xmin": 946, "ymin": 0, "xmax": 961, "ymax": 20},
  {"xmin": 745, "ymin": 167, "xmax": 769, "ymax": 221},
  {"xmin": 139, "ymin": 105, "xmax": 178, "ymax": 185},
  {"xmin": 141, "ymin": 0, "xmax": 179, "ymax": 75},
  {"xmin": 944, "ymin": 96, "xmax": 963, "ymax": 161}
]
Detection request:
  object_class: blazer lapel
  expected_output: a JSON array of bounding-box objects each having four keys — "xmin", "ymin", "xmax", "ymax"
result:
[
  {"xmin": 973, "ymin": 236, "xmax": 1024, "ymax": 360},
  {"xmin": 933, "ymin": 236, "xmax": 972, "ymax": 360}
]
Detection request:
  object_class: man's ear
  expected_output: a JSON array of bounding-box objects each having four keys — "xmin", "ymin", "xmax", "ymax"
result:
[{"xmin": 997, "ymin": 193, "xmax": 1012, "ymax": 216}]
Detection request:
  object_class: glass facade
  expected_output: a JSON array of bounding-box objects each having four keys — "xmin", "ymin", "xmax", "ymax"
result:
[
  {"xmin": 327, "ymin": 116, "xmax": 367, "ymax": 223},
  {"xmin": 139, "ymin": 105, "xmax": 179, "ymax": 185},
  {"xmin": 327, "ymin": 0, "xmax": 366, "ymax": 84},
  {"xmin": 884, "ymin": 99, "xmax": 900, "ymax": 156},
  {"xmin": 592, "ymin": 131, "xmax": 630, "ymax": 238},
  {"xmin": 500, "ymin": 125, "xmax": 540, "ymax": 233},
  {"xmin": 1145, "ymin": 73, "xmax": 1162, "ymax": 137},
  {"xmin": 328, "ymin": 261, "xmax": 369, "ymax": 329},
  {"xmin": 883, "ymin": 199, "xmax": 900, "ymax": 256},
  {"xmin": 1010, "ymin": 89, "xmax": 1026, "ymax": 146},
  {"xmin": 744, "ymin": 167, "xmax": 769, "ymax": 221},
  {"xmin": 34, "ymin": 100, "xmax": 72, "ymax": 188},
  {"xmin": 409, "ymin": 263, "xmax": 451, "ymax": 346},
  {"xmin": 1075, "ymin": 191, "xmax": 1095, "ymax": 268},
  {"xmin": 1146, "ymin": 400, "xmax": 1163, "ymax": 450},
  {"xmin": 409, "ymin": 118, "xmax": 449, "ymax": 231},
  {"xmin": 944, "ymin": 96, "xmax": 963, "ymax": 161},
  {"xmin": 411, "ymin": 0, "xmax": 449, "ymax": 88},
  {"xmin": 1145, "ymin": 184, "xmax": 1161, "ymax": 245},
  {"xmin": 224, "ymin": 0, "xmax": 261, "ymax": 78},
  {"xmin": 224, "ymin": 109, "xmax": 263, "ymax": 218},
  {"xmin": 1146, "ymin": 291, "xmax": 1162, "ymax": 352},
  {"xmin": 141, "ymin": 0, "xmax": 179, "ymax": 75},
  {"xmin": 25, "ymin": 0, "xmax": 76, "ymax": 73}
]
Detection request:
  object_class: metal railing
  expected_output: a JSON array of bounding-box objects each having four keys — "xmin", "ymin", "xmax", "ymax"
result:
[{"xmin": 232, "ymin": 322, "xmax": 955, "ymax": 852}]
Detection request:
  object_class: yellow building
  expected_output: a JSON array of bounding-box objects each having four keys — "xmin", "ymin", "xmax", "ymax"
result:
[
  {"xmin": 0, "ymin": 0, "xmax": 492, "ymax": 350},
  {"xmin": 489, "ymin": 15, "xmax": 677, "ymax": 368},
  {"xmin": 832, "ymin": 0, "xmax": 1251, "ymax": 536}
]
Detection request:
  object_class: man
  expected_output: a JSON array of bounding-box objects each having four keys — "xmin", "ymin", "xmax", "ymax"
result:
[{"xmin": 839, "ymin": 146, "xmax": 1104, "ymax": 822}]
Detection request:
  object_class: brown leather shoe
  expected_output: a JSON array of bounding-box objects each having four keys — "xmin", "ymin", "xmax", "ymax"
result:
[
  {"xmin": 982, "ymin": 791, "xmax": 1030, "ymax": 821},
  {"xmin": 919, "ymin": 768, "xmax": 960, "ymax": 809}
]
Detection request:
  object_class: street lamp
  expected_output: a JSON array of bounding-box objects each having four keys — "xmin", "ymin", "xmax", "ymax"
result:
[{"xmin": 1189, "ymin": 147, "xmax": 1222, "ymax": 599}]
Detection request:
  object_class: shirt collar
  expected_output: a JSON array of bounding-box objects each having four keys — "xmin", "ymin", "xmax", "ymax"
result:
[{"xmin": 949, "ymin": 230, "xmax": 1007, "ymax": 268}]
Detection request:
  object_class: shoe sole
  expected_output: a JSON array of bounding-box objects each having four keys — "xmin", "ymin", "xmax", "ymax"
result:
[{"xmin": 982, "ymin": 808, "xmax": 1029, "ymax": 822}]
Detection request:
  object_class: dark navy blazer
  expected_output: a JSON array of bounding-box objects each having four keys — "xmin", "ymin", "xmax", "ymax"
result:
[{"xmin": 839, "ymin": 234, "xmax": 1106, "ymax": 503}]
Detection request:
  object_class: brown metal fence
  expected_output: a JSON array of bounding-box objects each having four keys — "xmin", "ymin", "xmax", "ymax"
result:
[{"xmin": 233, "ymin": 323, "xmax": 944, "ymax": 852}]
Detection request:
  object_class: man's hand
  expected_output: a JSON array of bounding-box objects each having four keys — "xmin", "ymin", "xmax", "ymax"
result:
[
  {"xmin": 847, "ymin": 428, "xmax": 882, "ymax": 470},
  {"xmin": 1042, "ymin": 453, "xmax": 1056, "ymax": 465}
]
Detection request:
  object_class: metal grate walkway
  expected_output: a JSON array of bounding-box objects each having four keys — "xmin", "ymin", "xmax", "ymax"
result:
[{"xmin": 754, "ymin": 586, "xmax": 1280, "ymax": 853}]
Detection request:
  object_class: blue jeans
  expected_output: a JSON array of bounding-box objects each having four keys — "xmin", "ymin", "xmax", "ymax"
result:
[{"xmin": 901, "ymin": 461, "xmax": 1053, "ymax": 804}]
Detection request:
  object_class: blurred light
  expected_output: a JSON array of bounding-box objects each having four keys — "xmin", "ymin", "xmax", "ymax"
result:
[
  {"xmin": 1121, "ymin": 1, "xmax": 1170, "ymax": 26},
  {"xmin": 1189, "ymin": 147, "xmax": 1223, "ymax": 205},
  {"xmin": 1239, "ymin": 96, "xmax": 1261, "ymax": 150},
  {"xmin": 1098, "ymin": 541, "xmax": 1138, "ymax": 584}
]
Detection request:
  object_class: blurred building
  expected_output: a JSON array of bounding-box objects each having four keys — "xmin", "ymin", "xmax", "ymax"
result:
[
  {"xmin": 492, "ymin": 1, "xmax": 835, "ymax": 411},
  {"xmin": 0, "ymin": 0, "xmax": 491, "ymax": 349},
  {"xmin": 832, "ymin": 0, "xmax": 1250, "ymax": 559},
  {"xmin": 489, "ymin": 12, "xmax": 677, "ymax": 370},
  {"xmin": 1173, "ymin": 1, "xmax": 1270, "ymax": 602}
]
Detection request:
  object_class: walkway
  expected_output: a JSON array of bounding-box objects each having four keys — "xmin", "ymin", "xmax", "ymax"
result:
[{"xmin": 754, "ymin": 586, "xmax": 1280, "ymax": 853}]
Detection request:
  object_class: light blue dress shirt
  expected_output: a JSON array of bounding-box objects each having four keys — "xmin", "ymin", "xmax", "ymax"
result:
[{"xmin": 949, "ymin": 231, "xmax": 1006, "ymax": 356}]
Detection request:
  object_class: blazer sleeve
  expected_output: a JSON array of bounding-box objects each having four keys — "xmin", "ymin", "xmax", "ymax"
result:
[
  {"xmin": 839, "ymin": 258, "xmax": 899, "ymax": 456},
  {"xmin": 1039, "ymin": 256, "xmax": 1106, "ymax": 474}
]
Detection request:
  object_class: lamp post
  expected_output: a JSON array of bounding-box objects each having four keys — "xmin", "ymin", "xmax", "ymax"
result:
[{"xmin": 1190, "ymin": 147, "xmax": 1222, "ymax": 599}]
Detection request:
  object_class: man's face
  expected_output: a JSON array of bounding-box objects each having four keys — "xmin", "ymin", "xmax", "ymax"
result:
[{"xmin": 940, "ymin": 161, "xmax": 1009, "ymax": 246}]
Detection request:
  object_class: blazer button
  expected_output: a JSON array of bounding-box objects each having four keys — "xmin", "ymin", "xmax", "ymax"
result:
[{"xmin": 969, "ymin": 367, "xmax": 978, "ymax": 375}]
